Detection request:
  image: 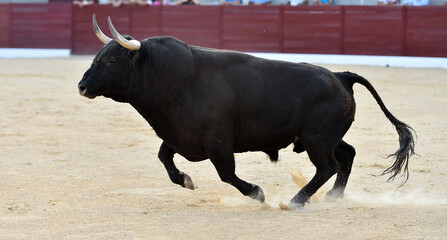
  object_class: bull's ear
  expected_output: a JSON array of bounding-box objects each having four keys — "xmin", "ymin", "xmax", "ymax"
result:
[{"xmin": 128, "ymin": 49, "xmax": 141, "ymax": 67}]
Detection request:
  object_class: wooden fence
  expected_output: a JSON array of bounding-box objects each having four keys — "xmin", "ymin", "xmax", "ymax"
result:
[{"xmin": 0, "ymin": 4, "xmax": 446, "ymax": 57}]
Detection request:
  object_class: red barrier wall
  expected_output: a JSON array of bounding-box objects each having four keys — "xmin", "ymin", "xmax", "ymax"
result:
[
  {"xmin": 164, "ymin": 6, "xmax": 222, "ymax": 48},
  {"xmin": 223, "ymin": 6, "xmax": 282, "ymax": 52},
  {"xmin": 283, "ymin": 6, "xmax": 343, "ymax": 54},
  {"xmin": 72, "ymin": 5, "xmax": 132, "ymax": 54},
  {"xmin": 406, "ymin": 6, "xmax": 447, "ymax": 57},
  {"xmin": 344, "ymin": 6, "xmax": 405, "ymax": 56},
  {"xmin": 1, "ymin": 4, "xmax": 447, "ymax": 57},
  {"xmin": 132, "ymin": 6, "xmax": 163, "ymax": 40},
  {"xmin": 10, "ymin": 3, "xmax": 71, "ymax": 49},
  {"xmin": 0, "ymin": 5, "xmax": 10, "ymax": 48}
]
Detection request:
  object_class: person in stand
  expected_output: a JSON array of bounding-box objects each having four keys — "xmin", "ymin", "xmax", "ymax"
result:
[
  {"xmin": 95, "ymin": 0, "xmax": 129, "ymax": 7},
  {"xmin": 378, "ymin": 0, "xmax": 398, "ymax": 5},
  {"xmin": 313, "ymin": 0, "xmax": 332, "ymax": 5},
  {"xmin": 288, "ymin": 0, "xmax": 306, "ymax": 5},
  {"xmin": 249, "ymin": 0, "xmax": 272, "ymax": 5},
  {"xmin": 401, "ymin": 0, "xmax": 428, "ymax": 5},
  {"xmin": 178, "ymin": 0, "xmax": 199, "ymax": 4},
  {"xmin": 73, "ymin": 0, "xmax": 94, "ymax": 8},
  {"xmin": 176, "ymin": 0, "xmax": 200, "ymax": 4},
  {"xmin": 110, "ymin": 0, "xmax": 130, "ymax": 7},
  {"xmin": 220, "ymin": 0, "xmax": 241, "ymax": 5},
  {"xmin": 131, "ymin": 0, "xmax": 170, "ymax": 5}
]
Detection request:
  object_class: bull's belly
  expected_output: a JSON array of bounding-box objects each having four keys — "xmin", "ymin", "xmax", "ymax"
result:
[
  {"xmin": 234, "ymin": 135, "xmax": 295, "ymax": 153},
  {"xmin": 167, "ymin": 138, "xmax": 208, "ymax": 162},
  {"xmin": 168, "ymin": 133, "xmax": 295, "ymax": 162}
]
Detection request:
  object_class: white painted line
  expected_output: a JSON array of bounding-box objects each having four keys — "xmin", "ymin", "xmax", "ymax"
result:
[
  {"xmin": 0, "ymin": 48, "xmax": 71, "ymax": 58},
  {"xmin": 1, "ymin": 48, "xmax": 445, "ymax": 69},
  {"xmin": 248, "ymin": 53, "xmax": 447, "ymax": 69}
]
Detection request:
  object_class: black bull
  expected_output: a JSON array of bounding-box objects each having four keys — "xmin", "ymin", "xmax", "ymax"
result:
[{"xmin": 78, "ymin": 17, "xmax": 416, "ymax": 209}]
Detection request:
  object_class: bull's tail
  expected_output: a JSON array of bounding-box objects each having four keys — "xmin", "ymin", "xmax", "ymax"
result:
[{"xmin": 336, "ymin": 71, "xmax": 416, "ymax": 186}]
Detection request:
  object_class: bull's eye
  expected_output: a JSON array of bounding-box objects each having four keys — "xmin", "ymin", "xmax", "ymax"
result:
[{"xmin": 109, "ymin": 60, "xmax": 117, "ymax": 64}]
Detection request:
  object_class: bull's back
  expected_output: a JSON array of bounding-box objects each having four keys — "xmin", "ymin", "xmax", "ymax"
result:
[
  {"xmin": 189, "ymin": 48, "xmax": 350, "ymax": 152},
  {"xmin": 224, "ymin": 57, "xmax": 344, "ymax": 151}
]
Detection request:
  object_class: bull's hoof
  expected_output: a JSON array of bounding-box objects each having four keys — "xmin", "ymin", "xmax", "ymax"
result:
[
  {"xmin": 249, "ymin": 185, "xmax": 265, "ymax": 203},
  {"xmin": 182, "ymin": 173, "xmax": 195, "ymax": 190},
  {"xmin": 287, "ymin": 201, "xmax": 305, "ymax": 210},
  {"xmin": 326, "ymin": 188, "xmax": 344, "ymax": 200},
  {"xmin": 288, "ymin": 194, "xmax": 308, "ymax": 209},
  {"xmin": 279, "ymin": 201, "xmax": 304, "ymax": 210}
]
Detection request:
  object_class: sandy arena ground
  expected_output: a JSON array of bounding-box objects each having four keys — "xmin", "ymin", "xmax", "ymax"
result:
[{"xmin": 0, "ymin": 56, "xmax": 446, "ymax": 239}]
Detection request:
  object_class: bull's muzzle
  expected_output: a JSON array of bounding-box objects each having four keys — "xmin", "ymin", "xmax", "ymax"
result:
[{"xmin": 78, "ymin": 83, "xmax": 95, "ymax": 99}]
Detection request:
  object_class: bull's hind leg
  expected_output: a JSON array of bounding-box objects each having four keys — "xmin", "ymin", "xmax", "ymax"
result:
[
  {"xmin": 204, "ymin": 139, "xmax": 265, "ymax": 203},
  {"xmin": 158, "ymin": 142, "xmax": 194, "ymax": 190},
  {"xmin": 289, "ymin": 139, "xmax": 339, "ymax": 209},
  {"xmin": 326, "ymin": 140, "xmax": 356, "ymax": 200}
]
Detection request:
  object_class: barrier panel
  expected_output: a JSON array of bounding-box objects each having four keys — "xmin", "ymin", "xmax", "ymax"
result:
[
  {"xmin": 283, "ymin": 6, "xmax": 343, "ymax": 54},
  {"xmin": 406, "ymin": 6, "xmax": 447, "ymax": 57},
  {"xmin": 0, "ymin": 5, "xmax": 10, "ymax": 48},
  {"xmin": 163, "ymin": 6, "xmax": 222, "ymax": 48},
  {"xmin": 10, "ymin": 3, "xmax": 71, "ymax": 49},
  {"xmin": 131, "ymin": 6, "xmax": 162, "ymax": 40},
  {"xmin": 223, "ymin": 6, "xmax": 281, "ymax": 52},
  {"xmin": 1, "ymin": 4, "xmax": 447, "ymax": 57},
  {"xmin": 344, "ymin": 6, "xmax": 405, "ymax": 56},
  {"xmin": 72, "ymin": 5, "xmax": 132, "ymax": 54}
]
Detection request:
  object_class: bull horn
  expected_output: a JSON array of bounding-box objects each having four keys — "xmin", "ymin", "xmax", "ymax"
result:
[
  {"xmin": 93, "ymin": 14, "xmax": 112, "ymax": 44},
  {"xmin": 107, "ymin": 16, "xmax": 141, "ymax": 51}
]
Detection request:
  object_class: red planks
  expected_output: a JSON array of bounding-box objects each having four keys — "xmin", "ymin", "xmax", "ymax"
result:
[
  {"xmin": 344, "ymin": 6, "xmax": 405, "ymax": 56},
  {"xmin": 10, "ymin": 3, "xmax": 71, "ymax": 49},
  {"xmin": 406, "ymin": 6, "xmax": 447, "ymax": 57},
  {"xmin": 223, "ymin": 6, "xmax": 281, "ymax": 52},
  {"xmin": 162, "ymin": 6, "xmax": 221, "ymax": 48},
  {"xmin": 283, "ymin": 6, "xmax": 343, "ymax": 54},
  {"xmin": 38, "ymin": 4, "xmax": 447, "ymax": 57},
  {"xmin": 72, "ymin": 5, "xmax": 132, "ymax": 54},
  {"xmin": 131, "ymin": 6, "xmax": 163, "ymax": 41},
  {"xmin": 0, "ymin": 5, "xmax": 11, "ymax": 48}
]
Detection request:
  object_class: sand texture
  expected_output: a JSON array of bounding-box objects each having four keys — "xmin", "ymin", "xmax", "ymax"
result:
[{"xmin": 0, "ymin": 57, "xmax": 446, "ymax": 239}]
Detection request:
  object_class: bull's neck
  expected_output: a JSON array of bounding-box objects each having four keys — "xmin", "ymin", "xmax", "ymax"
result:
[
  {"xmin": 126, "ymin": 74, "xmax": 189, "ymax": 137},
  {"xmin": 125, "ymin": 39, "xmax": 195, "ymax": 134}
]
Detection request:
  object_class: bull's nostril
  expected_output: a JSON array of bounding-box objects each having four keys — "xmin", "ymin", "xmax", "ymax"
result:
[{"xmin": 78, "ymin": 85, "xmax": 87, "ymax": 95}]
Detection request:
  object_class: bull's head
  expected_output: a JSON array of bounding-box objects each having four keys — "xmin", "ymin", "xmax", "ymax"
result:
[{"xmin": 77, "ymin": 15, "xmax": 141, "ymax": 102}]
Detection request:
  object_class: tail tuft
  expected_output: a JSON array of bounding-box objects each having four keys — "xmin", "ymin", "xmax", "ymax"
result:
[{"xmin": 381, "ymin": 122, "xmax": 416, "ymax": 186}]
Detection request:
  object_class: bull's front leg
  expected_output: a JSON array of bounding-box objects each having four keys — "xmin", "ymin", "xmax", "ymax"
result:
[
  {"xmin": 158, "ymin": 142, "xmax": 194, "ymax": 190},
  {"xmin": 203, "ymin": 137, "xmax": 265, "ymax": 203}
]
